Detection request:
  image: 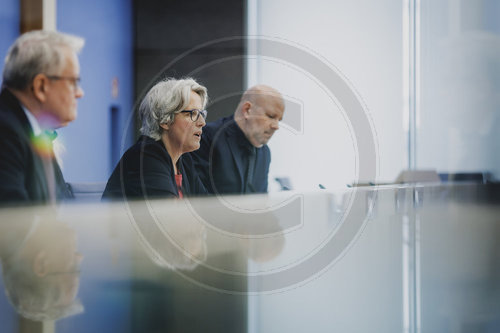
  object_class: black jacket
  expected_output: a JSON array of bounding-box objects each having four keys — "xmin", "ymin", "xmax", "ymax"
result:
[
  {"xmin": 102, "ymin": 135, "xmax": 207, "ymax": 200},
  {"xmin": 0, "ymin": 89, "xmax": 70, "ymax": 205},
  {"xmin": 190, "ymin": 115, "xmax": 270, "ymax": 194}
]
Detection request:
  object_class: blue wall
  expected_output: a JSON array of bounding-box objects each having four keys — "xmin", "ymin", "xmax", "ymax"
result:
[
  {"xmin": 0, "ymin": 3, "xmax": 19, "ymax": 326},
  {"xmin": 0, "ymin": 0, "xmax": 134, "ymax": 183},
  {"xmin": 1, "ymin": 0, "xmax": 133, "ymax": 325},
  {"xmin": 0, "ymin": 0, "xmax": 19, "ymax": 77},
  {"xmin": 57, "ymin": 0, "xmax": 134, "ymax": 182}
]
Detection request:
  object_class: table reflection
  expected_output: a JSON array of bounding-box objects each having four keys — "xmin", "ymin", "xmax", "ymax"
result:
[
  {"xmin": 0, "ymin": 184, "xmax": 498, "ymax": 332},
  {"xmin": 0, "ymin": 213, "xmax": 83, "ymax": 322}
]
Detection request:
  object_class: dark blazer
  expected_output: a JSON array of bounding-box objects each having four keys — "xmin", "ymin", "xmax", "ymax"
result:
[
  {"xmin": 0, "ymin": 89, "xmax": 70, "ymax": 205},
  {"xmin": 190, "ymin": 115, "xmax": 270, "ymax": 194},
  {"xmin": 102, "ymin": 135, "xmax": 207, "ymax": 200}
]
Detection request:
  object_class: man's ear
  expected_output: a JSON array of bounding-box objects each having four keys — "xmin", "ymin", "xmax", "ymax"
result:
[
  {"xmin": 32, "ymin": 74, "xmax": 48, "ymax": 103},
  {"xmin": 160, "ymin": 123, "xmax": 169, "ymax": 131},
  {"xmin": 242, "ymin": 101, "xmax": 252, "ymax": 118},
  {"xmin": 33, "ymin": 250, "xmax": 48, "ymax": 277}
]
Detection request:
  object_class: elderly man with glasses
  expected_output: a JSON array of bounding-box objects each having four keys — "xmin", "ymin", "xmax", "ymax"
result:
[
  {"xmin": 102, "ymin": 78, "xmax": 208, "ymax": 200},
  {"xmin": 0, "ymin": 30, "xmax": 85, "ymax": 205}
]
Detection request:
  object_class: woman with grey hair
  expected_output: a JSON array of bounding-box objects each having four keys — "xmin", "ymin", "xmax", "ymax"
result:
[{"xmin": 102, "ymin": 78, "xmax": 208, "ymax": 199}]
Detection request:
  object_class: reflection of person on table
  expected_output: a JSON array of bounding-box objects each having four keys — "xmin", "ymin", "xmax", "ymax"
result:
[
  {"xmin": 237, "ymin": 213, "xmax": 285, "ymax": 263},
  {"xmin": 0, "ymin": 216, "xmax": 83, "ymax": 321},
  {"xmin": 134, "ymin": 209, "xmax": 208, "ymax": 271}
]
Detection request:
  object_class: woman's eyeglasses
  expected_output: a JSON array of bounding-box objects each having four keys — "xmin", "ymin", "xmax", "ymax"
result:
[{"xmin": 180, "ymin": 109, "xmax": 207, "ymax": 122}]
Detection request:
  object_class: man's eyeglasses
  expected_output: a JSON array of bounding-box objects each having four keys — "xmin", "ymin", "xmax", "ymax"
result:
[
  {"xmin": 180, "ymin": 109, "xmax": 207, "ymax": 122},
  {"xmin": 46, "ymin": 75, "xmax": 81, "ymax": 90}
]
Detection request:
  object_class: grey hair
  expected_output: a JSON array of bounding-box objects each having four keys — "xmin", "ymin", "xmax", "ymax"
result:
[
  {"xmin": 139, "ymin": 78, "xmax": 208, "ymax": 141},
  {"xmin": 2, "ymin": 30, "xmax": 85, "ymax": 90}
]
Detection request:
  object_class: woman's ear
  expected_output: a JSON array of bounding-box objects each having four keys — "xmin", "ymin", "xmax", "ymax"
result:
[{"xmin": 160, "ymin": 123, "xmax": 169, "ymax": 131}]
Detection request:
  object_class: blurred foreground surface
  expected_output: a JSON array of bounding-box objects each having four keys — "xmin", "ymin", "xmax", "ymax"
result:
[{"xmin": 0, "ymin": 183, "xmax": 499, "ymax": 332}]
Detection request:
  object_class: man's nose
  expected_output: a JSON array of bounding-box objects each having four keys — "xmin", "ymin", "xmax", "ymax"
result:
[
  {"xmin": 75, "ymin": 86, "xmax": 84, "ymax": 98},
  {"xmin": 270, "ymin": 119, "xmax": 279, "ymax": 130}
]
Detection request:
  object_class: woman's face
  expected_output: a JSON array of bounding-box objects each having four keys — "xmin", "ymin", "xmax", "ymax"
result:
[{"xmin": 165, "ymin": 91, "xmax": 206, "ymax": 155}]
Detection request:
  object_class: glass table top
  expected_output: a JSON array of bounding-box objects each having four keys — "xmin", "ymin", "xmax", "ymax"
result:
[{"xmin": 0, "ymin": 183, "xmax": 499, "ymax": 332}]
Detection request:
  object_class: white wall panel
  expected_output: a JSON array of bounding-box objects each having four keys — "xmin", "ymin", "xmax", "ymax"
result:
[{"xmin": 249, "ymin": 0, "xmax": 405, "ymax": 191}]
